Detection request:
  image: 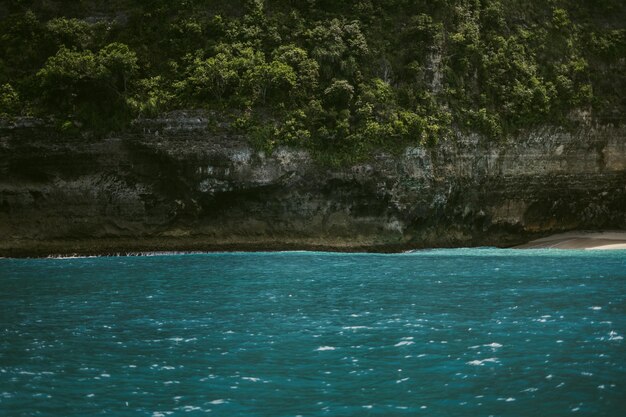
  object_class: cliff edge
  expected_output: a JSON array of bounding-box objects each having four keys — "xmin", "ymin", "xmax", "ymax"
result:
[{"xmin": 1, "ymin": 114, "xmax": 625, "ymax": 256}]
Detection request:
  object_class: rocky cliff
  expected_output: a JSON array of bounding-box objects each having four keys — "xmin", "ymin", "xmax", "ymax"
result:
[{"xmin": 1, "ymin": 113, "xmax": 625, "ymax": 256}]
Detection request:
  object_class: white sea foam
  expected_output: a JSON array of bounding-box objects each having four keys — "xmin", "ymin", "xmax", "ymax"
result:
[
  {"xmin": 590, "ymin": 306, "xmax": 602, "ymax": 310},
  {"xmin": 467, "ymin": 358, "xmax": 499, "ymax": 366},
  {"xmin": 316, "ymin": 346, "xmax": 336, "ymax": 351},
  {"xmin": 608, "ymin": 331, "xmax": 623, "ymax": 341},
  {"xmin": 181, "ymin": 406, "xmax": 201, "ymax": 412},
  {"xmin": 241, "ymin": 377, "xmax": 261, "ymax": 382},
  {"xmin": 394, "ymin": 340, "xmax": 414, "ymax": 347},
  {"xmin": 209, "ymin": 399, "xmax": 226, "ymax": 405},
  {"xmin": 484, "ymin": 342, "xmax": 502, "ymax": 348}
]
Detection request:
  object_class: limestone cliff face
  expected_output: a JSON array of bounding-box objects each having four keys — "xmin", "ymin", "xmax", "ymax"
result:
[{"xmin": 1, "ymin": 113, "xmax": 624, "ymax": 256}]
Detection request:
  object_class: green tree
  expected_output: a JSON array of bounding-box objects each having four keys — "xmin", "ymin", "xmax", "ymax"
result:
[
  {"xmin": 98, "ymin": 42, "xmax": 139, "ymax": 93},
  {"xmin": 0, "ymin": 83, "xmax": 21, "ymax": 117},
  {"xmin": 37, "ymin": 46, "xmax": 104, "ymax": 111},
  {"xmin": 244, "ymin": 59, "xmax": 297, "ymax": 104},
  {"xmin": 37, "ymin": 43, "xmax": 138, "ymax": 124},
  {"xmin": 272, "ymin": 45, "xmax": 319, "ymax": 99},
  {"xmin": 323, "ymin": 79, "xmax": 354, "ymax": 108},
  {"xmin": 305, "ymin": 18, "xmax": 368, "ymax": 79},
  {"xmin": 45, "ymin": 17, "xmax": 95, "ymax": 50}
]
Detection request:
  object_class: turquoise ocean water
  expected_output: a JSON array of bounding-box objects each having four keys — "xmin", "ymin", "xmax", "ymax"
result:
[{"xmin": 0, "ymin": 249, "xmax": 625, "ymax": 416}]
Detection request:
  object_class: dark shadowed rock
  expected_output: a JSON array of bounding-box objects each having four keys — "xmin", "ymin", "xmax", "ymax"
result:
[{"xmin": 0, "ymin": 115, "xmax": 624, "ymax": 256}]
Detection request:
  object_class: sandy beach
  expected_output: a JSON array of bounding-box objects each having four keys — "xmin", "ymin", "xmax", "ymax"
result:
[{"xmin": 515, "ymin": 231, "xmax": 626, "ymax": 250}]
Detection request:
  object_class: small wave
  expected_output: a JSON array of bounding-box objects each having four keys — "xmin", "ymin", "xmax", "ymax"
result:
[
  {"xmin": 125, "ymin": 251, "xmax": 208, "ymax": 257},
  {"xmin": 608, "ymin": 331, "xmax": 623, "ymax": 341},
  {"xmin": 209, "ymin": 399, "xmax": 226, "ymax": 405},
  {"xmin": 180, "ymin": 406, "xmax": 202, "ymax": 412},
  {"xmin": 316, "ymin": 346, "xmax": 336, "ymax": 351},
  {"xmin": 484, "ymin": 342, "xmax": 503, "ymax": 349},
  {"xmin": 394, "ymin": 340, "xmax": 414, "ymax": 347},
  {"xmin": 43, "ymin": 250, "xmax": 214, "ymax": 259},
  {"xmin": 46, "ymin": 255, "xmax": 99, "ymax": 259},
  {"xmin": 467, "ymin": 358, "xmax": 499, "ymax": 366}
]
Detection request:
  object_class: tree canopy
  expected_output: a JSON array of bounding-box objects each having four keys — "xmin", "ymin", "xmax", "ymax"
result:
[{"xmin": 0, "ymin": 0, "xmax": 624, "ymax": 159}]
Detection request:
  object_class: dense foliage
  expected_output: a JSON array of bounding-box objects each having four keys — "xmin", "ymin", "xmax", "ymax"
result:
[{"xmin": 1, "ymin": 0, "xmax": 624, "ymax": 159}]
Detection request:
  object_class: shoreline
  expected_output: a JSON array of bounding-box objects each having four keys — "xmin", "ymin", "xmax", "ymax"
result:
[
  {"xmin": 1, "ymin": 231, "xmax": 625, "ymax": 258},
  {"xmin": 513, "ymin": 231, "xmax": 626, "ymax": 250},
  {"xmin": 0, "ymin": 237, "xmax": 421, "ymax": 259}
]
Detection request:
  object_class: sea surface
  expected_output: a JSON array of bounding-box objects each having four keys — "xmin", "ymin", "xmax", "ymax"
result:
[{"xmin": 0, "ymin": 249, "xmax": 625, "ymax": 416}]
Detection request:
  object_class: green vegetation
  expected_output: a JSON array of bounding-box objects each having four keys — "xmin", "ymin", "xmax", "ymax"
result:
[{"xmin": 0, "ymin": 0, "xmax": 624, "ymax": 160}]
